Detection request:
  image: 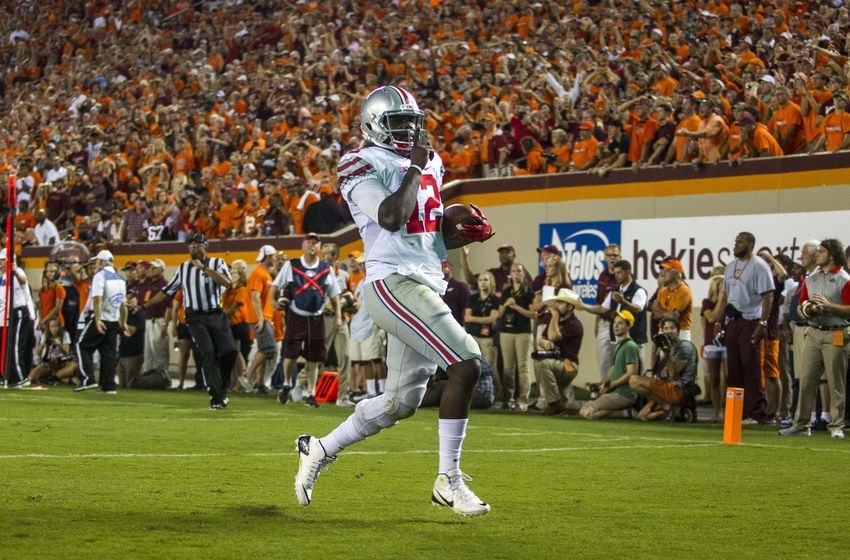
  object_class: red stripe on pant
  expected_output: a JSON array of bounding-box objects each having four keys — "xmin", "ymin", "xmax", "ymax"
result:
[{"xmin": 373, "ymin": 279, "xmax": 460, "ymax": 367}]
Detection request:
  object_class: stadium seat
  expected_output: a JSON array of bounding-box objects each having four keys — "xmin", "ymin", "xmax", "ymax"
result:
[{"xmin": 314, "ymin": 371, "xmax": 339, "ymax": 404}]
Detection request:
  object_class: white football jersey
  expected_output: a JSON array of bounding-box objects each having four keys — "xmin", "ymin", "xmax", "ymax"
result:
[{"xmin": 338, "ymin": 145, "xmax": 448, "ymax": 294}]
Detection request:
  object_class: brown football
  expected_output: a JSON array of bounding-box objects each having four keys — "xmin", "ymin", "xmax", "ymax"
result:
[{"xmin": 441, "ymin": 203, "xmax": 474, "ymax": 240}]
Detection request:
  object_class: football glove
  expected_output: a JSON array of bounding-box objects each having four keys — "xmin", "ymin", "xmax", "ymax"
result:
[{"xmin": 458, "ymin": 203, "xmax": 495, "ymax": 242}]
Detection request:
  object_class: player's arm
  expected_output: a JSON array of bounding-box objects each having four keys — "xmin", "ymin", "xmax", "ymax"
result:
[{"xmin": 377, "ymin": 124, "xmax": 430, "ymax": 231}]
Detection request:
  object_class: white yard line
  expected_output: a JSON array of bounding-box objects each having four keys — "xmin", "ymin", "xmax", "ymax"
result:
[{"xmin": 0, "ymin": 442, "xmax": 720, "ymax": 460}]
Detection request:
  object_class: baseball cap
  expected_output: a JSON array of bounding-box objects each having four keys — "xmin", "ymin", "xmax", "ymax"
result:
[
  {"xmin": 497, "ymin": 244, "xmax": 515, "ymax": 252},
  {"xmin": 578, "ymin": 121, "xmax": 594, "ymax": 131},
  {"xmin": 94, "ymin": 249, "xmax": 114, "ymax": 263},
  {"xmin": 760, "ymin": 74, "xmax": 776, "ymax": 85},
  {"xmin": 318, "ymin": 184, "xmax": 334, "ymax": 195},
  {"xmin": 187, "ymin": 232, "xmax": 208, "ymax": 247},
  {"xmin": 616, "ymin": 309, "xmax": 635, "ymax": 327},
  {"xmin": 303, "ymin": 232, "xmax": 321, "ymax": 242},
  {"xmin": 257, "ymin": 244, "xmax": 276, "ymax": 262},
  {"xmin": 150, "ymin": 258, "xmax": 166, "ymax": 269},
  {"xmin": 660, "ymin": 257, "xmax": 684, "ymax": 273},
  {"xmin": 122, "ymin": 261, "xmax": 137, "ymax": 271},
  {"xmin": 536, "ymin": 244, "xmax": 562, "ymax": 257},
  {"xmin": 348, "ymin": 250, "xmax": 363, "ymax": 259}
]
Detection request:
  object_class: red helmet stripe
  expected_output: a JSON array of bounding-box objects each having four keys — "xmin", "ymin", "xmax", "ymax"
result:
[{"xmin": 390, "ymin": 85, "xmax": 411, "ymax": 105}]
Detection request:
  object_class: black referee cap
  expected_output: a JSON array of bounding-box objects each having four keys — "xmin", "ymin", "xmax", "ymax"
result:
[{"xmin": 187, "ymin": 233, "xmax": 208, "ymax": 247}]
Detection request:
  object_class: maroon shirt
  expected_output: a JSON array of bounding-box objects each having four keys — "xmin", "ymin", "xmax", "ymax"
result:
[
  {"xmin": 596, "ymin": 268, "xmax": 617, "ymax": 305},
  {"xmin": 540, "ymin": 313, "xmax": 584, "ymax": 363},
  {"xmin": 45, "ymin": 191, "xmax": 70, "ymax": 224},
  {"xmin": 140, "ymin": 276, "xmax": 170, "ymax": 320},
  {"xmin": 441, "ymin": 277, "xmax": 470, "ymax": 326}
]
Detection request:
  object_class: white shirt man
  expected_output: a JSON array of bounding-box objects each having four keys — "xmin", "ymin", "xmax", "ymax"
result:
[{"xmin": 35, "ymin": 215, "xmax": 60, "ymax": 246}]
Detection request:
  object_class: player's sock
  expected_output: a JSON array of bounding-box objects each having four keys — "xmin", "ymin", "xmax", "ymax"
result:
[
  {"xmin": 438, "ymin": 418, "xmax": 468, "ymax": 474},
  {"xmin": 810, "ymin": 412, "xmax": 817, "ymax": 424},
  {"xmin": 366, "ymin": 379, "xmax": 376, "ymax": 396},
  {"xmin": 822, "ymin": 412, "xmax": 832, "ymax": 422},
  {"xmin": 377, "ymin": 378, "xmax": 386, "ymax": 393}
]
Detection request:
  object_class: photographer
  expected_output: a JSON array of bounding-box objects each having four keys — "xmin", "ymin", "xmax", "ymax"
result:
[
  {"xmin": 629, "ymin": 317, "xmax": 699, "ymax": 422},
  {"xmin": 580, "ymin": 311, "xmax": 640, "ymax": 419},
  {"xmin": 533, "ymin": 289, "xmax": 584, "ymax": 416}
]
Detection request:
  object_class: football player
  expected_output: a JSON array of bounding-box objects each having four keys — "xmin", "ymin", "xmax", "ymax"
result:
[{"xmin": 294, "ymin": 85, "xmax": 495, "ymax": 516}]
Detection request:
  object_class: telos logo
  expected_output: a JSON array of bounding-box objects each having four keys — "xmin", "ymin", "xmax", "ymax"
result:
[{"xmin": 540, "ymin": 220, "xmax": 621, "ymax": 303}]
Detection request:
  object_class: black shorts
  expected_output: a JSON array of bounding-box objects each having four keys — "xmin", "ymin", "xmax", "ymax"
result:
[
  {"xmin": 284, "ymin": 313, "xmax": 326, "ymax": 362},
  {"xmin": 230, "ymin": 322, "xmax": 251, "ymax": 360}
]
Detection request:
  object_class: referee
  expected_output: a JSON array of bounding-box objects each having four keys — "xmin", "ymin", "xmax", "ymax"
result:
[{"xmin": 145, "ymin": 233, "xmax": 237, "ymax": 409}]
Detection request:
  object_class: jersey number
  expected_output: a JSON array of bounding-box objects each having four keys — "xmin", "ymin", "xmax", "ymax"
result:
[{"xmin": 404, "ymin": 175, "xmax": 443, "ymax": 234}]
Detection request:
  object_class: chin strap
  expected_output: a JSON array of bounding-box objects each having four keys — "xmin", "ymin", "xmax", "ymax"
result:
[{"xmin": 458, "ymin": 203, "xmax": 495, "ymax": 243}]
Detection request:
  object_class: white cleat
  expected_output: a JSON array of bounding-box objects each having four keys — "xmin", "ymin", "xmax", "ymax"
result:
[
  {"xmin": 294, "ymin": 435, "xmax": 335, "ymax": 506},
  {"xmin": 431, "ymin": 468, "xmax": 490, "ymax": 517}
]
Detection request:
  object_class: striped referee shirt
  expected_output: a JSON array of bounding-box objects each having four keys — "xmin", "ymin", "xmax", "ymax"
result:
[{"xmin": 163, "ymin": 258, "xmax": 231, "ymax": 313}]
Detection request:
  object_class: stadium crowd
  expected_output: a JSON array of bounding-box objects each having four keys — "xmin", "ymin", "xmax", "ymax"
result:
[
  {"xmin": 3, "ymin": 231, "xmax": 848, "ymax": 438},
  {"xmin": 3, "ymin": 0, "xmax": 850, "ymax": 256},
  {"xmin": 1, "ymin": 0, "xmax": 849, "ymax": 430}
]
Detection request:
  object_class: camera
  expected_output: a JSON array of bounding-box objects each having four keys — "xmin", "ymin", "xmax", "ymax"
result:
[
  {"xmin": 653, "ymin": 332, "xmax": 672, "ymax": 351},
  {"xmin": 588, "ymin": 383, "xmax": 601, "ymax": 400},
  {"xmin": 713, "ymin": 330, "xmax": 725, "ymax": 346},
  {"xmin": 541, "ymin": 150, "xmax": 556, "ymax": 162},
  {"xmin": 531, "ymin": 349, "xmax": 561, "ymax": 360}
]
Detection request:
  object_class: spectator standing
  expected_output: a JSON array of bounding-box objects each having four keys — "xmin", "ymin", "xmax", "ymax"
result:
[
  {"xmin": 302, "ymin": 186, "xmax": 350, "ymax": 234},
  {"xmin": 441, "ymin": 260, "xmax": 470, "ymax": 327},
  {"xmin": 73, "ymin": 250, "xmax": 127, "ymax": 393},
  {"xmin": 784, "ymin": 241, "xmax": 829, "ymax": 428},
  {"xmin": 677, "ymin": 99, "xmax": 728, "ymax": 165},
  {"xmin": 223, "ymin": 260, "xmax": 251, "ymax": 391},
  {"xmin": 594, "ymin": 244, "xmax": 622, "ymax": 380},
  {"xmin": 497, "ymin": 263, "xmax": 536, "ymax": 411},
  {"xmin": 701, "ymin": 271, "xmax": 728, "ymax": 422},
  {"xmin": 322, "ymin": 243, "xmax": 353, "ymax": 406},
  {"xmin": 244, "ymin": 245, "xmax": 278, "ymax": 394},
  {"xmin": 781, "ymin": 240, "xmax": 850, "ymax": 438},
  {"xmin": 121, "ymin": 197, "xmax": 151, "ymax": 243},
  {"xmin": 584, "ymin": 259, "xmax": 649, "ymax": 346},
  {"xmin": 274, "ymin": 233, "xmax": 341, "ymax": 408},
  {"xmin": 34, "ymin": 210, "xmax": 60, "ymax": 246},
  {"xmin": 348, "ymin": 253, "xmax": 385, "ymax": 399},
  {"xmin": 651, "ymin": 257, "xmax": 693, "ymax": 341},
  {"xmin": 0, "ymin": 249, "xmax": 36, "ymax": 387},
  {"xmin": 758, "ymin": 250, "xmax": 790, "ymax": 422},
  {"xmin": 722, "ymin": 232, "xmax": 775, "ymax": 424},
  {"xmin": 37, "ymin": 263, "xmax": 65, "ymax": 333},
  {"xmin": 141, "ymin": 259, "xmax": 170, "ymax": 379},
  {"xmin": 117, "ymin": 290, "xmax": 144, "ymax": 389},
  {"xmin": 465, "ymin": 270, "xmax": 501, "ymax": 406}
]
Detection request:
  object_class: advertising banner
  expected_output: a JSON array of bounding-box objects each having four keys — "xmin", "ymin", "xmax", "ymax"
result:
[{"xmin": 541, "ymin": 211, "xmax": 849, "ymax": 302}]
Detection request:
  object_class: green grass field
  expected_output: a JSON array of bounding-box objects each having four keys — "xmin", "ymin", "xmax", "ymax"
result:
[{"xmin": 2, "ymin": 387, "xmax": 848, "ymax": 559}]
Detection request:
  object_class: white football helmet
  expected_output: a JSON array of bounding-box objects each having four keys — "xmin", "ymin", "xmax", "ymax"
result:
[{"xmin": 360, "ymin": 86, "xmax": 425, "ymax": 156}]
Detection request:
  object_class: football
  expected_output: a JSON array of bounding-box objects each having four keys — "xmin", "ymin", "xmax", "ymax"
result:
[{"xmin": 441, "ymin": 203, "xmax": 475, "ymax": 240}]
